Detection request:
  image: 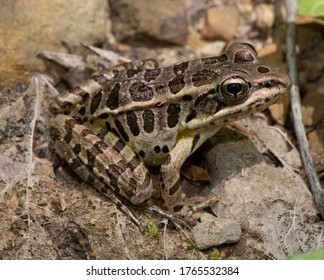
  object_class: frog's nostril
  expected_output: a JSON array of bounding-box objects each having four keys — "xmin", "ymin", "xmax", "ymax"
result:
[{"xmin": 265, "ymin": 79, "xmax": 277, "ymax": 88}]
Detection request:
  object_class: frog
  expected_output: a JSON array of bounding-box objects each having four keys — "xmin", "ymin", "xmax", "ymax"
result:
[{"xmin": 50, "ymin": 43, "xmax": 291, "ymax": 223}]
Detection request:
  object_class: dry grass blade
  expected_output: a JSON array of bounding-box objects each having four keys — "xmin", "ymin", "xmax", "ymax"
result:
[{"xmin": 285, "ymin": 0, "xmax": 324, "ymax": 218}]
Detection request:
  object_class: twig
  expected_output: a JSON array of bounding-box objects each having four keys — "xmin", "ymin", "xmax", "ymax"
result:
[{"xmin": 285, "ymin": 0, "xmax": 324, "ymax": 218}]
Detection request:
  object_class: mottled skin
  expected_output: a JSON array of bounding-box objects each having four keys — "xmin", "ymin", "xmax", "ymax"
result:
[{"xmin": 50, "ymin": 43, "xmax": 291, "ymax": 216}]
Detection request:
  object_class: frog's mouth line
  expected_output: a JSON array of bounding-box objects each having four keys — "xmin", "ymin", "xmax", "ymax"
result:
[{"xmin": 186, "ymin": 86, "xmax": 286, "ymax": 130}]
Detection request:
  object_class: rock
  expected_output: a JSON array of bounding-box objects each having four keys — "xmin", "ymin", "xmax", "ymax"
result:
[
  {"xmin": 191, "ymin": 213, "xmax": 242, "ymax": 250},
  {"xmin": 195, "ymin": 41, "xmax": 226, "ymax": 57},
  {"xmin": 302, "ymin": 90, "xmax": 324, "ymax": 126},
  {"xmin": 308, "ymin": 124, "xmax": 324, "ymax": 174},
  {"xmin": 255, "ymin": 4, "xmax": 275, "ymax": 32},
  {"xmin": 201, "ymin": 6, "xmax": 240, "ymax": 41},
  {"xmin": 204, "ymin": 124, "xmax": 323, "ymax": 259},
  {"xmin": 109, "ymin": 0, "xmax": 188, "ymax": 46},
  {"xmin": 0, "ymin": 0, "xmax": 108, "ymax": 87}
]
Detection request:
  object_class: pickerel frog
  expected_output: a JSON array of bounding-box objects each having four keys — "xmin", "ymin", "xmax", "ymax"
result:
[{"xmin": 50, "ymin": 43, "xmax": 291, "ymax": 221}]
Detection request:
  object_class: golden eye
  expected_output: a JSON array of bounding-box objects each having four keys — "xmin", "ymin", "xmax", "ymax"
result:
[{"xmin": 218, "ymin": 76, "xmax": 251, "ymax": 105}]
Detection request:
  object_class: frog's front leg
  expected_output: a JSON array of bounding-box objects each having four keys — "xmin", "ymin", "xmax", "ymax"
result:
[
  {"xmin": 50, "ymin": 114, "xmax": 153, "ymax": 219},
  {"xmin": 160, "ymin": 128, "xmax": 220, "ymax": 213}
]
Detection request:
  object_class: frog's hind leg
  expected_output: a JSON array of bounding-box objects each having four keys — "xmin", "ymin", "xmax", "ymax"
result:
[
  {"xmin": 52, "ymin": 73, "xmax": 112, "ymax": 113},
  {"xmin": 50, "ymin": 114, "xmax": 153, "ymax": 228}
]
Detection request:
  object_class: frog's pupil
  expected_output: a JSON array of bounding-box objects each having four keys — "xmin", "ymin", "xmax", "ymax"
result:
[{"xmin": 227, "ymin": 83, "xmax": 242, "ymax": 95}]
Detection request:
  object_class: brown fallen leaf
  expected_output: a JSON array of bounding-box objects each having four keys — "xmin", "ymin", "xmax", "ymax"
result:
[{"xmin": 181, "ymin": 162, "xmax": 210, "ymax": 182}]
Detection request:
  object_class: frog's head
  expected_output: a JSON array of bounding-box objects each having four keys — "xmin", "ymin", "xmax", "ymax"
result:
[{"xmin": 187, "ymin": 43, "xmax": 292, "ymax": 129}]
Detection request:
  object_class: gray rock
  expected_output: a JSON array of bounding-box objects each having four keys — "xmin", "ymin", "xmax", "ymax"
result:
[{"xmin": 191, "ymin": 213, "xmax": 242, "ymax": 250}]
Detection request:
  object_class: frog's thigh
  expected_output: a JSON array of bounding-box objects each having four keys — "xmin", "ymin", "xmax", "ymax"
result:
[{"xmin": 50, "ymin": 114, "xmax": 153, "ymax": 205}]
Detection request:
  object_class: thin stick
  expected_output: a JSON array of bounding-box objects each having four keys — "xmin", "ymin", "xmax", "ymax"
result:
[{"xmin": 285, "ymin": 0, "xmax": 324, "ymax": 218}]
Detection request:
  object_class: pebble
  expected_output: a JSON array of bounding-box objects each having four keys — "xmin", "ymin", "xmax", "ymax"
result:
[
  {"xmin": 191, "ymin": 213, "xmax": 242, "ymax": 250},
  {"xmin": 201, "ymin": 6, "xmax": 240, "ymax": 41},
  {"xmin": 110, "ymin": 0, "xmax": 188, "ymax": 45},
  {"xmin": 255, "ymin": 4, "xmax": 275, "ymax": 31}
]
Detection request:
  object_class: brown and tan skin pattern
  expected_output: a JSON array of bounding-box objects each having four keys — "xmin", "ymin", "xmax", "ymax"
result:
[{"xmin": 50, "ymin": 43, "xmax": 291, "ymax": 216}]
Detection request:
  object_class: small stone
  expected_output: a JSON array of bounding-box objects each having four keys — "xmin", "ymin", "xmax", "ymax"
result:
[
  {"xmin": 110, "ymin": 0, "xmax": 188, "ymax": 46},
  {"xmin": 191, "ymin": 213, "xmax": 242, "ymax": 250},
  {"xmin": 255, "ymin": 4, "xmax": 275, "ymax": 31},
  {"xmin": 195, "ymin": 41, "xmax": 226, "ymax": 57},
  {"xmin": 302, "ymin": 90, "xmax": 324, "ymax": 126},
  {"xmin": 201, "ymin": 6, "xmax": 240, "ymax": 41},
  {"xmin": 308, "ymin": 125, "xmax": 324, "ymax": 173}
]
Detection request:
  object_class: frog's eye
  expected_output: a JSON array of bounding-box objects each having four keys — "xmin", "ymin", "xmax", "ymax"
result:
[
  {"xmin": 226, "ymin": 83, "xmax": 242, "ymax": 95},
  {"xmin": 218, "ymin": 76, "xmax": 251, "ymax": 105}
]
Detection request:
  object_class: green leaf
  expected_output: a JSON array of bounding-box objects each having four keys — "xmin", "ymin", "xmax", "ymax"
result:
[
  {"xmin": 297, "ymin": 0, "xmax": 324, "ymax": 18},
  {"xmin": 289, "ymin": 250, "xmax": 324, "ymax": 260},
  {"xmin": 210, "ymin": 249, "xmax": 222, "ymax": 260},
  {"xmin": 147, "ymin": 222, "xmax": 159, "ymax": 238}
]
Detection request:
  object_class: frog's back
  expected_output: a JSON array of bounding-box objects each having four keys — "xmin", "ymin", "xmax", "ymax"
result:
[{"xmin": 65, "ymin": 43, "xmax": 291, "ymax": 165}]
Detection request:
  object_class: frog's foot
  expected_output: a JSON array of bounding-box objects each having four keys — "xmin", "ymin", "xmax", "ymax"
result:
[
  {"xmin": 146, "ymin": 205, "xmax": 195, "ymax": 229},
  {"xmin": 146, "ymin": 195, "xmax": 220, "ymax": 230}
]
